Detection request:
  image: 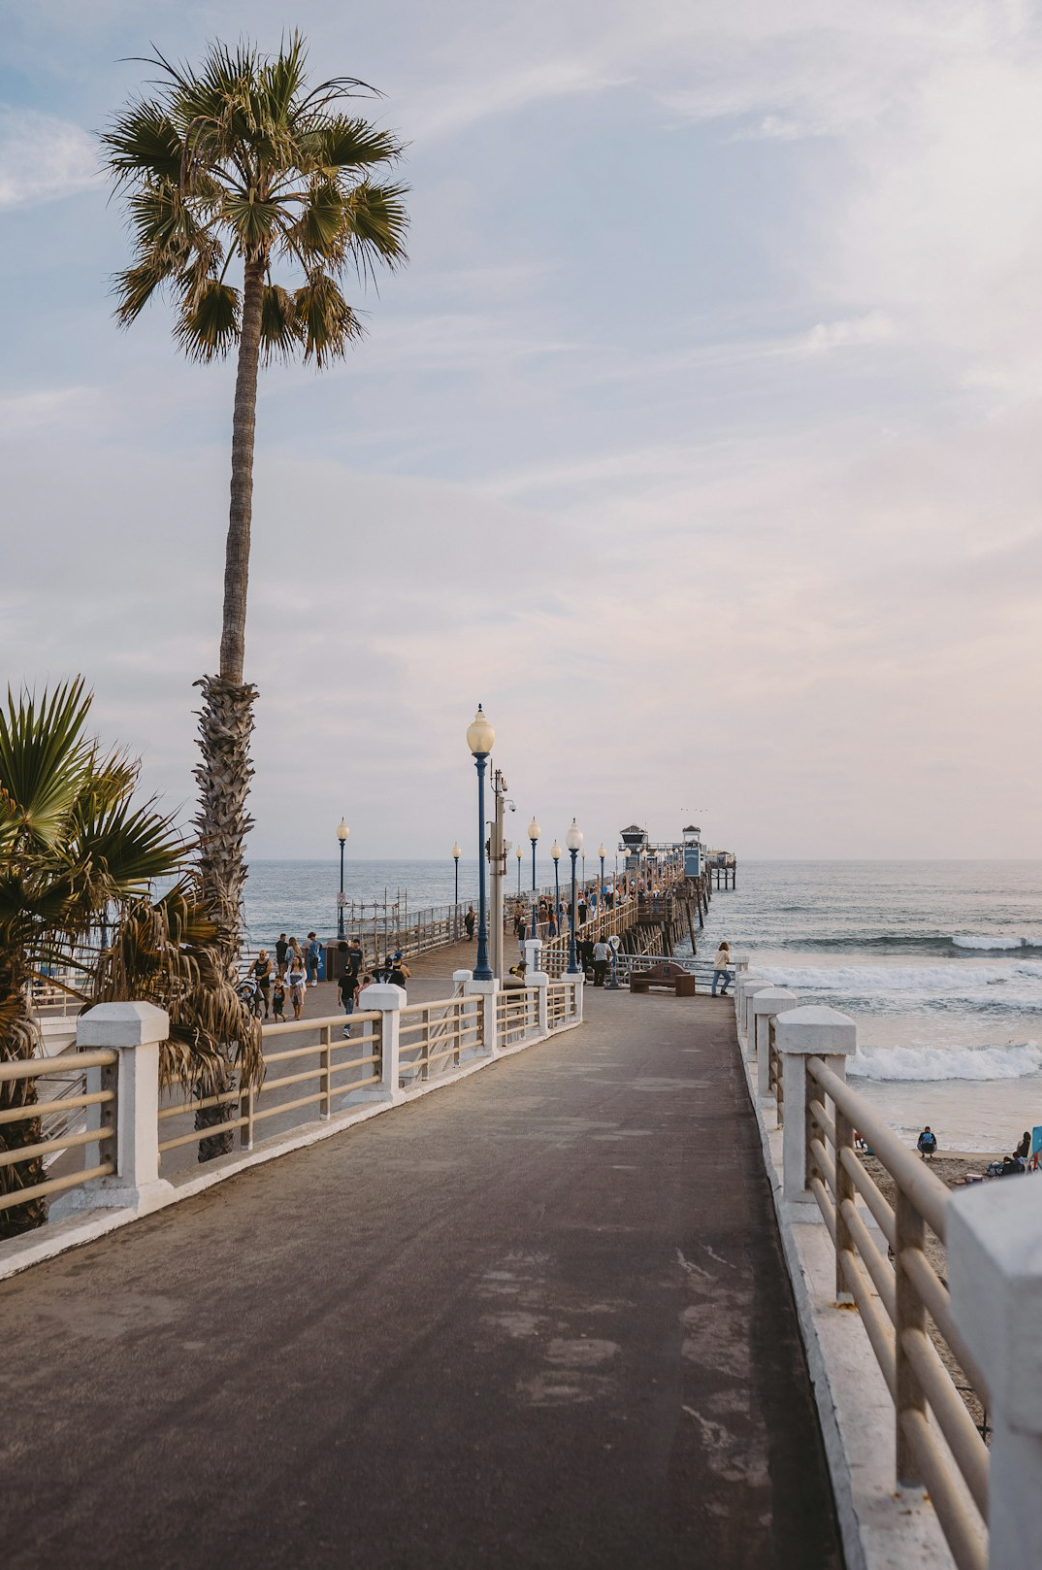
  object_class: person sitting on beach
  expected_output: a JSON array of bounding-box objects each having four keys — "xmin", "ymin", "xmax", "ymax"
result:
[
  {"xmin": 1013, "ymin": 1130, "xmax": 1031, "ymax": 1162},
  {"xmin": 917, "ymin": 1126, "xmax": 938, "ymax": 1159},
  {"xmin": 712, "ymin": 941, "xmax": 732, "ymax": 997}
]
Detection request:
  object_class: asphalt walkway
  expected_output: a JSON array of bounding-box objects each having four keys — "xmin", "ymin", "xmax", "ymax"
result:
[{"xmin": 2, "ymin": 987, "xmax": 842, "ymax": 1570}]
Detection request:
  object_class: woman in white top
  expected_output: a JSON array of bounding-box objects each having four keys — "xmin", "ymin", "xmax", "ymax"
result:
[
  {"xmin": 287, "ymin": 957, "xmax": 307, "ymax": 1020},
  {"xmin": 712, "ymin": 941, "xmax": 732, "ymax": 997}
]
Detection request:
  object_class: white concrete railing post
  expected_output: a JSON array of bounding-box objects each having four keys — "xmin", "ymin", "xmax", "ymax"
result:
[
  {"xmin": 734, "ymin": 972, "xmax": 764, "ymax": 1037},
  {"xmin": 743, "ymin": 981, "xmax": 778, "ymax": 1058},
  {"xmin": 528, "ymin": 969, "xmax": 550, "ymax": 1036},
  {"xmin": 73, "ymin": 1002, "xmax": 172, "ymax": 1213},
  {"xmin": 350, "ymin": 984, "xmax": 404, "ymax": 1105},
  {"xmin": 572, "ymin": 975, "xmax": 585, "ymax": 1023},
  {"xmin": 750, "ymin": 988, "xmax": 799, "ymax": 1099},
  {"xmin": 948, "ymin": 1181, "xmax": 1042, "ymax": 1567},
  {"xmin": 464, "ymin": 977, "xmax": 499, "ymax": 1056},
  {"xmin": 524, "ymin": 937, "xmax": 543, "ymax": 977},
  {"xmin": 774, "ymin": 1005, "xmax": 857, "ymax": 1204}
]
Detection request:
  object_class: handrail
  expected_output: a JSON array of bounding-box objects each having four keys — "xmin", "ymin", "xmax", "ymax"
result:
[
  {"xmin": 0, "ymin": 1049, "xmax": 118, "ymax": 1083},
  {"xmin": 803, "ymin": 1052, "xmax": 989, "ymax": 1570}
]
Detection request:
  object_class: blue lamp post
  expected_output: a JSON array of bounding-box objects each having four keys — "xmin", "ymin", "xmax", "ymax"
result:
[
  {"xmin": 529, "ymin": 817, "xmax": 540, "ymax": 941},
  {"xmin": 598, "ymin": 842, "xmax": 606, "ymax": 910},
  {"xmin": 565, "ymin": 818, "xmax": 583, "ymax": 974},
  {"xmin": 551, "ymin": 839, "xmax": 561, "ymax": 944},
  {"xmin": 466, "ymin": 705, "xmax": 495, "ymax": 981},
  {"xmin": 336, "ymin": 818, "xmax": 349, "ymax": 939},
  {"xmin": 516, "ymin": 843, "xmax": 523, "ymax": 898}
]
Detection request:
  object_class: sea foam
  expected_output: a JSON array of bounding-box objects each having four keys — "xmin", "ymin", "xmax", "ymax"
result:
[
  {"xmin": 952, "ymin": 935, "xmax": 1040, "ymax": 951},
  {"xmin": 849, "ymin": 1041, "xmax": 1042, "ymax": 1082}
]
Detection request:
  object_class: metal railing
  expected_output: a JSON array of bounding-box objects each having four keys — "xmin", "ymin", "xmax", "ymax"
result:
[
  {"xmin": 495, "ymin": 986, "xmax": 539, "ymax": 1047},
  {"xmin": 156, "ymin": 1012, "xmax": 384, "ymax": 1163},
  {"xmin": 0, "ymin": 1050, "xmax": 118, "ymax": 1214},
  {"xmin": 398, "ymin": 997, "xmax": 483, "ymax": 1084},
  {"xmin": 804, "ymin": 1055, "xmax": 988, "ymax": 1570}
]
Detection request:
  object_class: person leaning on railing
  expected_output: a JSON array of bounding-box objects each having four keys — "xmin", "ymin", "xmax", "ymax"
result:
[{"xmin": 711, "ymin": 941, "xmax": 733, "ymax": 997}]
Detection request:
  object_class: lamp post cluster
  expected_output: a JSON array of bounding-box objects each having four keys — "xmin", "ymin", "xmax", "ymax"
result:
[{"xmin": 457, "ymin": 704, "xmax": 621, "ymax": 984}]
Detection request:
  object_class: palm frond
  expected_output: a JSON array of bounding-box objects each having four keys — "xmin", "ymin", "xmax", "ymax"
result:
[
  {"xmin": 174, "ymin": 278, "xmax": 241, "ymax": 361},
  {"xmin": 343, "ymin": 180, "xmax": 410, "ymax": 280},
  {"xmin": 285, "ymin": 180, "xmax": 351, "ymax": 266},
  {"xmin": 299, "ymin": 115, "xmax": 403, "ymax": 174},
  {"xmin": 294, "ymin": 272, "xmax": 366, "ymax": 364},
  {"xmin": 100, "ymin": 98, "xmax": 184, "ymax": 187},
  {"xmin": 260, "ymin": 283, "xmax": 303, "ymax": 362},
  {"xmin": 0, "ymin": 681, "xmax": 93, "ymax": 850}
]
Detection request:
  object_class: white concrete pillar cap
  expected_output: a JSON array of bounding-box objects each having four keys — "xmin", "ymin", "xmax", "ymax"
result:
[
  {"xmin": 750, "ymin": 986, "xmax": 798, "ymax": 1014},
  {"xmin": 358, "ymin": 984, "xmax": 405, "ymax": 1009},
  {"xmin": 77, "ymin": 1001, "xmax": 170, "ymax": 1048},
  {"xmin": 774, "ymin": 1004, "xmax": 856, "ymax": 1055}
]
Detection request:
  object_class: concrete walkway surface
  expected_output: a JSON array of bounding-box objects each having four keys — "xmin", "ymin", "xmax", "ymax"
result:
[{"xmin": 1, "ymin": 988, "xmax": 842, "ymax": 1569}]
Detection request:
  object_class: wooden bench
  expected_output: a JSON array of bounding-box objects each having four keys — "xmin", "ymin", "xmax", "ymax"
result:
[{"xmin": 629, "ymin": 961, "xmax": 696, "ymax": 997}]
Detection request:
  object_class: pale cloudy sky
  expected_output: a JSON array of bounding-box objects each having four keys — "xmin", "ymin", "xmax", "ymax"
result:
[{"xmin": 3, "ymin": 0, "xmax": 1042, "ymax": 859}]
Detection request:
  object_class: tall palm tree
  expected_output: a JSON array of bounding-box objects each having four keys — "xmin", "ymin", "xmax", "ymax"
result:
[
  {"xmin": 0, "ymin": 680, "xmax": 188, "ymax": 1237},
  {"xmin": 101, "ymin": 33, "xmax": 408, "ymax": 960}
]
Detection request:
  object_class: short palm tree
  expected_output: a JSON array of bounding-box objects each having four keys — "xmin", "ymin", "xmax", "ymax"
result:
[
  {"xmin": 101, "ymin": 33, "xmax": 407, "ymax": 960},
  {"xmin": 0, "ymin": 680, "xmax": 188, "ymax": 1237}
]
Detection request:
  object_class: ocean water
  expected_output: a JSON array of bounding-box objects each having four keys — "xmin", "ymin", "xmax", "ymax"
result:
[
  {"xmin": 240, "ymin": 857, "xmax": 585, "ymax": 943},
  {"xmin": 240, "ymin": 857, "xmax": 1042, "ymax": 1153},
  {"xmin": 687, "ymin": 861, "xmax": 1042, "ymax": 1154}
]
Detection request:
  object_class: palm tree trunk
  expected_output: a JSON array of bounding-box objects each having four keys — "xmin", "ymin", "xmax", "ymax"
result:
[
  {"xmin": 221, "ymin": 254, "xmax": 264, "ymax": 686},
  {"xmin": 0, "ymin": 973, "xmax": 46, "ymax": 1239},
  {"xmin": 191, "ymin": 254, "xmax": 265, "ymax": 1160}
]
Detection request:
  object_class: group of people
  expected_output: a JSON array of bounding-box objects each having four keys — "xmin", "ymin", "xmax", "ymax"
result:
[
  {"xmin": 244, "ymin": 932, "xmax": 325, "ymax": 1021},
  {"xmin": 242, "ymin": 933, "xmax": 414, "ymax": 1032}
]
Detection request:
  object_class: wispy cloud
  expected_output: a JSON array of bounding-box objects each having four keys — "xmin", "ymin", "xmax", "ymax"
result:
[{"xmin": 0, "ymin": 109, "xmax": 98, "ymax": 208}]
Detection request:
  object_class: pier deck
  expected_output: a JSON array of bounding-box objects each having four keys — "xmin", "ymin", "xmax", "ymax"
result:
[{"xmin": 2, "ymin": 990, "xmax": 841, "ymax": 1569}]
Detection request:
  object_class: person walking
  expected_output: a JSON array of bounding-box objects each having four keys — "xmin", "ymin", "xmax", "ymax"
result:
[
  {"xmin": 252, "ymin": 950, "xmax": 273, "ymax": 1018},
  {"xmin": 271, "ymin": 977, "xmax": 287, "ymax": 1023},
  {"xmin": 464, "ymin": 905, "xmax": 476, "ymax": 940},
  {"xmin": 306, "ymin": 932, "xmax": 322, "ymax": 986},
  {"xmin": 346, "ymin": 938, "xmax": 363, "ymax": 988},
  {"xmin": 287, "ymin": 952, "xmax": 307, "ymax": 1021},
  {"xmin": 275, "ymin": 933, "xmax": 289, "ymax": 979},
  {"xmin": 592, "ymin": 938, "xmax": 609, "ymax": 987},
  {"xmin": 338, "ymin": 965, "xmax": 359, "ymax": 1038},
  {"xmin": 712, "ymin": 941, "xmax": 732, "ymax": 996}
]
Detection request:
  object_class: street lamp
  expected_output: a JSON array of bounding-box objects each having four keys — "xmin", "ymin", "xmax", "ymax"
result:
[
  {"xmin": 516, "ymin": 842, "xmax": 523, "ymax": 897},
  {"xmin": 336, "ymin": 817, "xmax": 350, "ymax": 939},
  {"xmin": 529, "ymin": 817, "xmax": 540, "ymax": 942},
  {"xmin": 466, "ymin": 704, "xmax": 495, "ymax": 981},
  {"xmin": 451, "ymin": 840, "xmax": 461, "ymax": 906},
  {"xmin": 565, "ymin": 818, "xmax": 583, "ymax": 975},
  {"xmin": 551, "ymin": 839, "xmax": 561, "ymax": 947},
  {"xmin": 598, "ymin": 842, "xmax": 606, "ymax": 904}
]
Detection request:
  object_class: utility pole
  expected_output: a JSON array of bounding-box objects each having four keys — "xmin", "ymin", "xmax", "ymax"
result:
[{"xmin": 489, "ymin": 767, "xmax": 510, "ymax": 981}]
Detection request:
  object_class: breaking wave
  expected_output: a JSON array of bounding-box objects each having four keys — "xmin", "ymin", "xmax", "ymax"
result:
[
  {"xmin": 849, "ymin": 1042, "xmax": 1042, "ymax": 1082},
  {"xmin": 951, "ymin": 935, "xmax": 1039, "ymax": 951}
]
